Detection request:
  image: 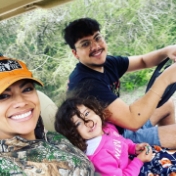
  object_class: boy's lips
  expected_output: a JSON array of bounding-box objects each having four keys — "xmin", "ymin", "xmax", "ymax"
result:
[{"xmin": 89, "ymin": 49, "xmax": 104, "ymax": 57}]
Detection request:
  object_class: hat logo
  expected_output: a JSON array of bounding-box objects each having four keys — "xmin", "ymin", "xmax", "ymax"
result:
[{"xmin": 0, "ymin": 60, "xmax": 22, "ymax": 72}]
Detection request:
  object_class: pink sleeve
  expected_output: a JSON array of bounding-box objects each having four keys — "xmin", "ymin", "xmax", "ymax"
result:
[
  {"xmin": 105, "ymin": 123, "xmax": 137, "ymax": 155},
  {"xmin": 123, "ymin": 157, "xmax": 144, "ymax": 175},
  {"xmin": 90, "ymin": 150, "xmax": 143, "ymax": 176},
  {"xmin": 123, "ymin": 137, "xmax": 137, "ymax": 155}
]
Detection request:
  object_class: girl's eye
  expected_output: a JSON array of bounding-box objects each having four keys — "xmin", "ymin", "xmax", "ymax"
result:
[
  {"xmin": 0, "ymin": 94, "xmax": 10, "ymax": 100},
  {"xmin": 75, "ymin": 122, "xmax": 81, "ymax": 128},
  {"xmin": 85, "ymin": 111, "xmax": 90, "ymax": 117}
]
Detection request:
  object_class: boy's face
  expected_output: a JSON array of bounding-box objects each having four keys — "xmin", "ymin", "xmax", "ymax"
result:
[
  {"xmin": 72, "ymin": 31, "xmax": 108, "ymax": 70},
  {"xmin": 72, "ymin": 105, "xmax": 103, "ymax": 140}
]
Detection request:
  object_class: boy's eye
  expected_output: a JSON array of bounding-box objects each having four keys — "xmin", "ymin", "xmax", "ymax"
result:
[
  {"xmin": 0, "ymin": 94, "xmax": 10, "ymax": 100},
  {"xmin": 95, "ymin": 35, "xmax": 102, "ymax": 41},
  {"xmin": 82, "ymin": 41, "xmax": 91, "ymax": 48}
]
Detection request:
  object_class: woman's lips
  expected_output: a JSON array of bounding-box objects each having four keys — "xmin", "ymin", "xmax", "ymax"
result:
[{"xmin": 10, "ymin": 110, "xmax": 32, "ymax": 120}]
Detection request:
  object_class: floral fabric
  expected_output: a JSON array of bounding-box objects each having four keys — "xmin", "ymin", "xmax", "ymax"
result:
[
  {"xmin": 0, "ymin": 131, "xmax": 95, "ymax": 176},
  {"xmin": 139, "ymin": 145, "xmax": 176, "ymax": 176}
]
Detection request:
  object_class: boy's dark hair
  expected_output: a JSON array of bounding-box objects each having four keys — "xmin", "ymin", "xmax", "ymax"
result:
[
  {"xmin": 55, "ymin": 97, "xmax": 110, "ymax": 151},
  {"xmin": 63, "ymin": 17, "xmax": 101, "ymax": 49}
]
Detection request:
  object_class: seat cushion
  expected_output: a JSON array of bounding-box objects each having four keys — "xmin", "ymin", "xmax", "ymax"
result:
[{"xmin": 37, "ymin": 90, "xmax": 57, "ymax": 131}]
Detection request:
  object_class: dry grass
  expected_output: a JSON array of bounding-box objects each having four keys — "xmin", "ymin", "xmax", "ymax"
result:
[{"xmin": 121, "ymin": 86, "xmax": 176, "ymax": 109}]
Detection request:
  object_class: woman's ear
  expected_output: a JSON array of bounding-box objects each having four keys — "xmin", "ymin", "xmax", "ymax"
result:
[{"xmin": 72, "ymin": 49, "xmax": 79, "ymax": 60}]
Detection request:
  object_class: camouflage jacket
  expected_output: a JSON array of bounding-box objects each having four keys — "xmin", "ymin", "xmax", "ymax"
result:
[{"xmin": 0, "ymin": 131, "xmax": 95, "ymax": 176}]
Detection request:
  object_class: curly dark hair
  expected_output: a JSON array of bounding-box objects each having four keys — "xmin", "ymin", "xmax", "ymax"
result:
[{"xmin": 55, "ymin": 97, "xmax": 111, "ymax": 151}]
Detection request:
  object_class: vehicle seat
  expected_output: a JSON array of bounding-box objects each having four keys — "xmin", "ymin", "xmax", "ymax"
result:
[{"xmin": 37, "ymin": 90, "xmax": 57, "ymax": 131}]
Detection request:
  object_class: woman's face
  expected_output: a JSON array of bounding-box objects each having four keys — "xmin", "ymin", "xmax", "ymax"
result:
[
  {"xmin": 72, "ymin": 105, "xmax": 103, "ymax": 140},
  {"xmin": 0, "ymin": 79, "xmax": 40, "ymax": 140}
]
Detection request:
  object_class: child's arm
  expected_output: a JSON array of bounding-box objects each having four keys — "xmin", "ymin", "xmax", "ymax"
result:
[
  {"xmin": 136, "ymin": 145, "xmax": 153, "ymax": 162},
  {"xmin": 135, "ymin": 143, "xmax": 150, "ymax": 155},
  {"xmin": 121, "ymin": 136, "xmax": 149, "ymax": 156},
  {"xmin": 122, "ymin": 137, "xmax": 137, "ymax": 155}
]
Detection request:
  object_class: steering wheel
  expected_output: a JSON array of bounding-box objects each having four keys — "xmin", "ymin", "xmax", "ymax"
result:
[{"xmin": 145, "ymin": 58, "xmax": 176, "ymax": 108}]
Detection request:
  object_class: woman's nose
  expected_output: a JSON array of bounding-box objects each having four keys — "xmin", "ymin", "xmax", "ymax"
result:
[{"xmin": 12, "ymin": 95, "xmax": 27, "ymax": 108}]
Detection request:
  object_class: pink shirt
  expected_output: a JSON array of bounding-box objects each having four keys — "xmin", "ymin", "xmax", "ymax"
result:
[{"xmin": 86, "ymin": 123, "xmax": 143, "ymax": 176}]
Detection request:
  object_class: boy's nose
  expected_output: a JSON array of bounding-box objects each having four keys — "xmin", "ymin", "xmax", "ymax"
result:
[{"xmin": 90, "ymin": 40, "xmax": 99, "ymax": 49}]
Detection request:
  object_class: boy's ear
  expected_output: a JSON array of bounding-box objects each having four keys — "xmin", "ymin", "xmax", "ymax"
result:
[{"xmin": 72, "ymin": 49, "xmax": 79, "ymax": 60}]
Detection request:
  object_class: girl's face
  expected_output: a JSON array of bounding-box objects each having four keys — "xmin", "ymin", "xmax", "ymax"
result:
[
  {"xmin": 0, "ymin": 80, "xmax": 40, "ymax": 140},
  {"xmin": 72, "ymin": 105, "xmax": 104, "ymax": 140}
]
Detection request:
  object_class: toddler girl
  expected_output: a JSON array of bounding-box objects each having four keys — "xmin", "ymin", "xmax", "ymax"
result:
[{"xmin": 55, "ymin": 97, "xmax": 154, "ymax": 175}]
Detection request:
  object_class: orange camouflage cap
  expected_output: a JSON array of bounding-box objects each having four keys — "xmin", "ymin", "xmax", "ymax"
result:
[{"xmin": 0, "ymin": 55, "xmax": 43, "ymax": 94}]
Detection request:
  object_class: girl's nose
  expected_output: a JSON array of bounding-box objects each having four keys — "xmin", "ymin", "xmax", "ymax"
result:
[{"xmin": 85, "ymin": 119, "xmax": 94, "ymax": 128}]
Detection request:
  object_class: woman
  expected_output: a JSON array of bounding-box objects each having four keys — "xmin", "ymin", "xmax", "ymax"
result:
[{"xmin": 0, "ymin": 55, "xmax": 94, "ymax": 176}]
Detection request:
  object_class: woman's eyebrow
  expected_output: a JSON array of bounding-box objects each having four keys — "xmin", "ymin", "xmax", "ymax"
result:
[
  {"xmin": 20, "ymin": 81, "xmax": 33, "ymax": 88},
  {"xmin": 3, "ymin": 81, "xmax": 31, "ymax": 92},
  {"xmin": 4, "ymin": 87, "xmax": 11, "ymax": 92}
]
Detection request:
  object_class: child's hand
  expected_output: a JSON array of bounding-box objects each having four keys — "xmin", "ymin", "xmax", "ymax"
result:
[
  {"xmin": 136, "ymin": 145, "xmax": 153, "ymax": 162},
  {"xmin": 135, "ymin": 143, "xmax": 149, "ymax": 155}
]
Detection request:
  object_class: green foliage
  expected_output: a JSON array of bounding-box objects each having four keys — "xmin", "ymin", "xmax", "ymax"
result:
[
  {"xmin": 120, "ymin": 68, "xmax": 154, "ymax": 91},
  {"xmin": 0, "ymin": 0, "xmax": 176, "ymax": 104}
]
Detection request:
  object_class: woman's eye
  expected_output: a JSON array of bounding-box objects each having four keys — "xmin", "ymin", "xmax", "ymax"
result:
[
  {"xmin": 23, "ymin": 86, "xmax": 34, "ymax": 93},
  {"xmin": 0, "ymin": 94, "xmax": 10, "ymax": 100}
]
